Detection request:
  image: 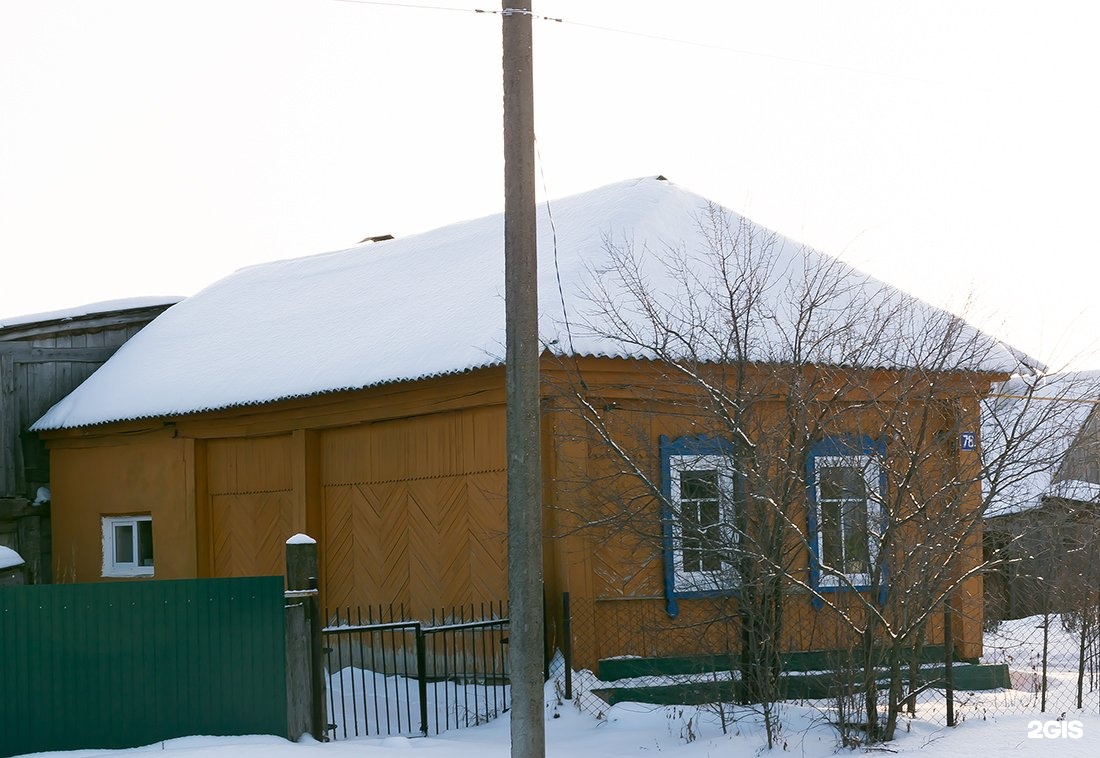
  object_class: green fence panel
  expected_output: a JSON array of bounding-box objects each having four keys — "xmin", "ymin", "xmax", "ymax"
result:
[{"xmin": 0, "ymin": 576, "xmax": 286, "ymax": 758}]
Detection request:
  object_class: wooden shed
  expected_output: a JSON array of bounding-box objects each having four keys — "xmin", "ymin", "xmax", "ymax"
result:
[
  {"xmin": 0, "ymin": 297, "xmax": 179, "ymax": 582},
  {"xmin": 34, "ymin": 179, "xmax": 1025, "ymax": 669}
]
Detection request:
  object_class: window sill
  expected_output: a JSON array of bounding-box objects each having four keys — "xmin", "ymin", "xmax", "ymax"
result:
[{"xmin": 102, "ymin": 568, "xmax": 154, "ymax": 578}]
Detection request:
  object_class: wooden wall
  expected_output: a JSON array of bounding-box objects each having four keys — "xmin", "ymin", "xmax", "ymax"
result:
[
  {"xmin": 42, "ymin": 357, "xmax": 991, "ymax": 667},
  {"xmin": 205, "ymin": 435, "xmax": 299, "ymax": 579},
  {"xmin": 49, "ymin": 433, "xmax": 197, "ymax": 582},
  {"xmin": 1, "ymin": 303, "xmax": 174, "ymax": 499},
  {"xmin": 44, "ymin": 368, "xmax": 510, "ymax": 622},
  {"xmin": 1, "ymin": 302, "xmax": 176, "ymax": 583},
  {"xmin": 187, "ymin": 405, "xmax": 509, "ymax": 618},
  {"xmin": 542, "ymin": 359, "xmax": 991, "ymax": 668},
  {"xmin": 1, "ymin": 343, "xmax": 113, "ymax": 498},
  {"xmin": 319, "ymin": 406, "xmax": 507, "ymax": 617}
]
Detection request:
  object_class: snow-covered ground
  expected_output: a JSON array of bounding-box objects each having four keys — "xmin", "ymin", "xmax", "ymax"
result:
[
  {"xmin": 17, "ymin": 695, "xmax": 1100, "ymax": 758},
  {"xmin": 981, "ymin": 614, "xmax": 1100, "ymax": 713},
  {"xmin": 327, "ymin": 664, "xmax": 509, "ymax": 737}
]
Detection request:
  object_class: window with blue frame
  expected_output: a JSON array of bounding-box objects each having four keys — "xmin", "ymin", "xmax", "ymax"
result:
[
  {"xmin": 660, "ymin": 436, "xmax": 740, "ymax": 613},
  {"xmin": 808, "ymin": 437, "xmax": 885, "ymax": 591}
]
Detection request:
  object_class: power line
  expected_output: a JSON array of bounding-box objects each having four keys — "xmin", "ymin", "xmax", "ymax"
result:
[
  {"xmin": 324, "ymin": 0, "xmax": 561, "ymax": 21},
  {"xmin": 325, "ymin": 0, "xmax": 481, "ymax": 13},
  {"xmin": 321, "ymin": 0, "xmax": 979, "ymax": 92},
  {"xmin": 557, "ymin": 18, "xmax": 961, "ymax": 89},
  {"xmin": 535, "ymin": 138, "xmax": 575, "ymax": 358}
]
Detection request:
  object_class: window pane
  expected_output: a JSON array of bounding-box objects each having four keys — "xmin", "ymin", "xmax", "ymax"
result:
[
  {"xmin": 817, "ymin": 458, "xmax": 877, "ymax": 580},
  {"xmin": 680, "ymin": 469, "xmax": 726, "ymax": 574},
  {"xmin": 137, "ymin": 520, "xmax": 154, "ymax": 567},
  {"xmin": 114, "ymin": 524, "xmax": 134, "ymax": 564},
  {"xmin": 819, "ymin": 466, "xmax": 866, "ymax": 501},
  {"xmin": 697, "ymin": 500, "xmax": 722, "ymax": 570},
  {"xmin": 842, "ymin": 500, "xmax": 870, "ymax": 574},
  {"xmin": 681, "ymin": 502, "xmax": 704, "ymax": 573},
  {"xmin": 680, "ymin": 470, "xmax": 719, "ymax": 501},
  {"xmin": 699, "ymin": 524, "xmax": 724, "ymax": 571},
  {"xmin": 682, "ymin": 543, "xmax": 702, "ymax": 573},
  {"xmin": 820, "ymin": 501, "xmax": 843, "ymax": 567}
]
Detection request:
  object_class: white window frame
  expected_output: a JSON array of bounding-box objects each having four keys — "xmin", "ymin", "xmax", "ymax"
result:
[
  {"xmin": 102, "ymin": 515, "xmax": 154, "ymax": 578},
  {"xmin": 813, "ymin": 454, "xmax": 882, "ymax": 588},
  {"xmin": 669, "ymin": 454, "xmax": 738, "ymax": 592}
]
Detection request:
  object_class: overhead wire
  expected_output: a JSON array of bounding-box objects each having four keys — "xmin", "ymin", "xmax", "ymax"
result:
[
  {"xmin": 325, "ymin": 0, "xmax": 561, "ymax": 21},
  {"xmin": 325, "ymin": 0, "xmax": 482, "ymax": 13},
  {"xmin": 321, "ymin": 0, "xmax": 978, "ymax": 91},
  {"xmin": 535, "ymin": 138, "xmax": 576, "ymax": 359}
]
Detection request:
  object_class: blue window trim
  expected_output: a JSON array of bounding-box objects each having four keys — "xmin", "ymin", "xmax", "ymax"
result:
[
  {"xmin": 805, "ymin": 435, "xmax": 888, "ymax": 608},
  {"xmin": 660, "ymin": 434, "xmax": 741, "ymax": 618}
]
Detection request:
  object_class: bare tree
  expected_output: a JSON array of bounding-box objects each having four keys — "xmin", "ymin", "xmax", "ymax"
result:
[{"xmin": 544, "ymin": 202, "xmax": 1091, "ymax": 744}]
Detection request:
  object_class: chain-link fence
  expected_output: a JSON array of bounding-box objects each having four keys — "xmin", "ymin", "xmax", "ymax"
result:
[{"xmin": 553, "ymin": 589, "xmax": 1100, "ymax": 729}]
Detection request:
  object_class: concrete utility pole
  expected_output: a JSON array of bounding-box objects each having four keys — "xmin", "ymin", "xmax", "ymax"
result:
[{"xmin": 502, "ymin": 2, "xmax": 544, "ymax": 757}]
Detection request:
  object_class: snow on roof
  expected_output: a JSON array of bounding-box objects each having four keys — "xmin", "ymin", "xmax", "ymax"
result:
[
  {"xmin": 0, "ymin": 296, "xmax": 183, "ymax": 330},
  {"xmin": 0, "ymin": 546, "xmax": 25, "ymax": 571},
  {"xmin": 1045, "ymin": 479, "xmax": 1100, "ymax": 503},
  {"xmin": 32, "ymin": 177, "xmax": 1034, "ymax": 431},
  {"xmin": 983, "ymin": 371, "xmax": 1100, "ymax": 517}
]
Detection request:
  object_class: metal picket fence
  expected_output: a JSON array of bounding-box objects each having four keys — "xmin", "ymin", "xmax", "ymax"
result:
[{"xmin": 323, "ymin": 602, "xmax": 510, "ymax": 739}]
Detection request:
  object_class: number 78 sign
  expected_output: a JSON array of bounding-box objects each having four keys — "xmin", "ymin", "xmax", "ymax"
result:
[{"xmin": 960, "ymin": 432, "xmax": 977, "ymax": 451}]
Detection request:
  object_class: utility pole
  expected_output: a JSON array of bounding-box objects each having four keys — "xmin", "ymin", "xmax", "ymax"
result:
[{"xmin": 502, "ymin": 2, "xmax": 544, "ymax": 757}]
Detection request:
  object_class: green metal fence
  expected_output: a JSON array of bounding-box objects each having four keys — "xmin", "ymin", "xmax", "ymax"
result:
[{"xmin": 0, "ymin": 576, "xmax": 287, "ymax": 757}]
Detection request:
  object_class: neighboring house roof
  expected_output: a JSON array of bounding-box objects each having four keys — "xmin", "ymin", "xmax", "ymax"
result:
[
  {"xmin": 33, "ymin": 177, "xmax": 1034, "ymax": 431},
  {"xmin": 1045, "ymin": 479, "xmax": 1100, "ymax": 504},
  {"xmin": 983, "ymin": 371, "xmax": 1100, "ymax": 517},
  {"xmin": 0, "ymin": 296, "xmax": 183, "ymax": 334}
]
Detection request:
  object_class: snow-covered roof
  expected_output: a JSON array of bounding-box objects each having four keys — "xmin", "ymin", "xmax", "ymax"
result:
[
  {"xmin": 0, "ymin": 546, "xmax": 25, "ymax": 571},
  {"xmin": 1045, "ymin": 479, "xmax": 1100, "ymax": 504},
  {"xmin": 0, "ymin": 296, "xmax": 182, "ymax": 331},
  {"xmin": 33, "ymin": 177, "xmax": 1034, "ymax": 431},
  {"xmin": 983, "ymin": 371, "xmax": 1100, "ymax": 517}
]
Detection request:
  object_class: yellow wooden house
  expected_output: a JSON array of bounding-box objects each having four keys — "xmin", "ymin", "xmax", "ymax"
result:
[{"xmin": 34, "ymin": 177, "xmax": 1027, "ymax": 669}]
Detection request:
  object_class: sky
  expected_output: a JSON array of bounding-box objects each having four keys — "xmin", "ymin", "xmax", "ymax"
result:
[{"xmin": 2, "ymin": 1, "xmax": 1098, "ymax": 370}]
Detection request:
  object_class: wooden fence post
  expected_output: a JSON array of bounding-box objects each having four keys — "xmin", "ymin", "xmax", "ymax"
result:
[
  {"xmin": 284, "ymin": 601, "xmax": 310, "ymax": 740},
  {"xmin": 286, "ymin": 534, "xmax": 327, "ymax": 742}
]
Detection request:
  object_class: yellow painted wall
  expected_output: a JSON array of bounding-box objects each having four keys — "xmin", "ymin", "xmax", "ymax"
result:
[
  {"xmin": 50, "ymin": 433, "xmax": 196, "ymax": 582},
  {"xmin": 542, "ymin": 359, "xmax": 992, "ymax": 668},
  {"xmin": 203, "ymin": 434, "xmax": 299, "ymax": 579},
  {"xmin": 319, "ymin": 406, "xmax": 507, "ymax": 619},
  {"xmin": 44, "ymin": 359, "xmax": 992, "ymax": 665},
  {"xmin": 45, "ymin": 369, "xmax": 509, "ymax": 595}
]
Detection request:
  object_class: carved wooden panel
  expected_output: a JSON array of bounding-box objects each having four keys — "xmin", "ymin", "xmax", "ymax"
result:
[{"xmin": 210, "ymin": 491, "xmax": 295, "ymax": 578}]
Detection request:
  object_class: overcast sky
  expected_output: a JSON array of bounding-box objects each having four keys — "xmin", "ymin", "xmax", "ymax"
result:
[{"xmin": 2, "ymin": 1, "xmax": 1098, "ymax": 369}]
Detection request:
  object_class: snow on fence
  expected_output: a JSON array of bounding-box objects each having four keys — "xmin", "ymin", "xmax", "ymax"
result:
[{"xmin": 322, "ymin": 603, "xmax": 510, "ymax": 739}]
